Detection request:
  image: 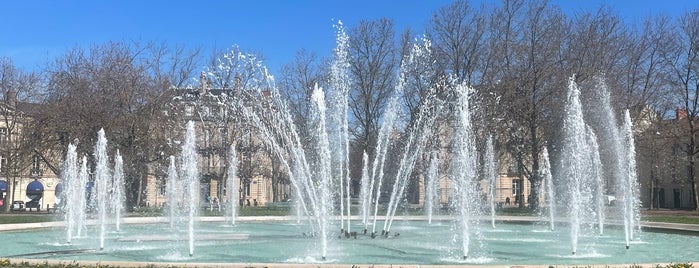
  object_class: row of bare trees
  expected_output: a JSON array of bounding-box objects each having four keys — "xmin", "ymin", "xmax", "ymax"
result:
[
  {"xmin": 277, "ymin": 0, "xmax": 699, "ymax": 210},
  {"xmin": 2, "ymin": 0, "xmax": 699, "ymax": 210}
]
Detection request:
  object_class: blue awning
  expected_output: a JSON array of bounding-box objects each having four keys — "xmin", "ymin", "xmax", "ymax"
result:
[
  {"xmin": 26, "ymin": 180, "xmax": 44, "ymax": 194},
  {"xmin": 0, "ymin": 180, "xmax": 6, "ymax": 191}
]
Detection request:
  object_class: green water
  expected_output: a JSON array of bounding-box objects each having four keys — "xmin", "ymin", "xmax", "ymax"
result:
[{"xmin": 1, "ymin": 220, "xmax": 697, "ymax": 265}]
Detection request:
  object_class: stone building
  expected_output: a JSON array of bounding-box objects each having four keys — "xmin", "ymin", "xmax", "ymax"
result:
[
  {"xmin": 142, "ymin": 73, "xmax": 291, "ymax": 208},
  {"xmin": 0, "ymin": 89, "xmax": 61, "ymax": 211}
]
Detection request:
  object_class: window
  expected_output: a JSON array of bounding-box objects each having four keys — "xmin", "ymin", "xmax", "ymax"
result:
[
  {"xmin": 32, "ymin": 155, "xmax": 41, "ymax": 171},
  {"xmin": 0, "ymin": 128, "xmax": 7, "ymax": 143},
  {"xmin": 159, "ymin": 178, "xmax": 167, "ymax": 195},
  {"xmin": 512, "ymin": 179, "xmax": 519, "ymax": 196},
  {"xmin": 0, "ymin": 155, "xmax": 6, "ymax": 173}
]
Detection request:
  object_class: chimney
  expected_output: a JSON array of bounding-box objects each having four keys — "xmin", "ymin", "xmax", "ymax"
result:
[
  {"xmin": 676, "ymin": 108, "xmax": 688, "ymax": 120},
  {"xmin": 199, "ymin": 71, "xmax": 207, "ymax": 95}
]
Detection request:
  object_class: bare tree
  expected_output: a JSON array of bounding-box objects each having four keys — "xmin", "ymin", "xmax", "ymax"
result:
[
  {"xmin": 35, "ymin": 41, "xmax": 187, "ymax": 208},
  {"xmin": 428, "ymin": 0, "xmax": 487, "ymax": 85},
  {"xmin": 348, "ymin": 18, "xmax": 398, "ymax": 157}
]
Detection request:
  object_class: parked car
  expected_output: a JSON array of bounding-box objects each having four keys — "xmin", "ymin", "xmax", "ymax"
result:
[{"xmin": 11, "ymin": 201, "xmax": 24, "ymax": 211}]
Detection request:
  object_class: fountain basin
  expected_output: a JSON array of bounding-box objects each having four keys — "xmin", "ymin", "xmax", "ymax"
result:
[{"xmin": 1, "ymin": 217, "xmax": 698, "ymax": 266}]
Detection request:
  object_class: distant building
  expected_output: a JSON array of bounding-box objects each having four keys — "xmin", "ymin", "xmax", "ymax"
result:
[
  {"xmin": 0, "ymin": 88, "xmax": 61, "ymax": 211},
  {"xmin": 637, "ymin": 108, "xmax": 696, "ymax": 209},
  {"xmin": 142, "ymin": 73, "xmax": 291, "ymax": 208}
]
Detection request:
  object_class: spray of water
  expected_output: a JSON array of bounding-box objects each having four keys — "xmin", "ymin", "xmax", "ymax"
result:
[
  {"xmin": 425, "ymin": 151, "xmax": 439, "ymax": 225},
  {"xmin": 452, "ymin": 82, "xmax": 480, "ymax": 259},
  {"xmin": 359, "ymin": 151, "xmax": 370, "ymax": 231},
  {"xmin": 621, "ymin": 110, "xmax": 641, "ymax": 248},
  {"xmin": 63, "ymin": 143, "xmax": 78, "ymax": 244},
  {"xmin": 227, "ymin": 144, "xmax": 240, "ymax": 225},
  {"xmin": 167, "ymin": 156, "xmax": 179, "ymax": 228},
  {"xmin": 112, "ymin": 150, "xmax": 124, "ymax": 231},
  {"xmin": 181, "ymin": 121, "xmax": 200, "ymax": 256},
  {"xmin": 310, "ymin": 85, "xmax": 332, "ymax": 260},
  {"xmin": 94, "ymin": 129, "xmax": 110, "ymax": 250},
  {"xmin": 540, "ymin": 147, "xmax": 555, "ymax": 231}
]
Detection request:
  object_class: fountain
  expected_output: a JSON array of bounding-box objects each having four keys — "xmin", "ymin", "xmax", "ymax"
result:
[
  {"xmin": 2, "ymin": 25, "xmax": 696, "ymax": 267},
  {"xmin": 181, "ymin": 121, "xmax": 200, "ymax": 257},
  {"xmin": 227, "ymin": 144, "xmax": 240, "ymax": 225},
  {"xmin": 112, "ymin": 150, "xmax": 125, "ymax": 231},
  {"xmin": 166, "ymin": 155, "xmax": 179, "ymax": 228},
  {"xmin": 62, "ymin": 143, "xmax": 78, "ymax": 244},
  {"xmin": 425, "ymin": 151, "xmax": 439, "ymax": 225},
  {"xmin": 94, "ymin": 128, "xmax": 110, "ymax": 251}
]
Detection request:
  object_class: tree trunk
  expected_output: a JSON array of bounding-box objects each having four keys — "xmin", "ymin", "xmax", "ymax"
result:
[{"xmin": 529, "ymin": 111, "xmax": 540, "ymax": 210}]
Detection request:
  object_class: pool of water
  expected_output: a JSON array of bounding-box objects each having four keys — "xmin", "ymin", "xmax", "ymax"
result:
[{"xmin": 2, "ymin": 220, "xmax": 697, "ymax": 265}]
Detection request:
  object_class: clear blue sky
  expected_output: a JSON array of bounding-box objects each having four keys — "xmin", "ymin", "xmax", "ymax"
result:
[{"xmin": 1, "ymin": 0, "xmax": 695, "ymax": 76}]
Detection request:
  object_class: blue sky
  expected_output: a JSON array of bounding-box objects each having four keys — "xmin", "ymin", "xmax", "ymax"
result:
[{"xmin": 1, "ymin": 1, "xmax": 695, "ymax": 75}]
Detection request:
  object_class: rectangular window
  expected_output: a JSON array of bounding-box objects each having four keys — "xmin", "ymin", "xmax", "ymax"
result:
[
  {"xmin": 512, "ymin": 180, "xmax": 519, "ymax": 196},
  {"xmin": 32, "ymin": 155, "xmax": 41, "ymax": 171},
  {"xmin": 0, "ymin": 155, "xmax": 7, "ymax": 173},
  {"xmin": 0, "ymin": 128, "xmax": 7, "ymax": 143},
  {"xmin": 159, "ymin": 178, "xmax": 167, "ymax": 195}
]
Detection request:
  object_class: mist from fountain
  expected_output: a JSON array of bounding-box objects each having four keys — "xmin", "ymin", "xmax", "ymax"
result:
[
  {"xmin": 227, "ymin": 144, "xmax": 240, "ymax": 225},
  {"xmin": 425, "ymin": 151, "xmax": 439, "ymax": 225},
  {"xmin": 181, "ymin": 121, "xmax": 200, "ymax": 256},
  {"xmin": 112, "ymin": 150, "xmax": 125, "ymax": 231},
  {"xmin": 94, "ymin": 128, "xmax": 110, "ymax": 250}
]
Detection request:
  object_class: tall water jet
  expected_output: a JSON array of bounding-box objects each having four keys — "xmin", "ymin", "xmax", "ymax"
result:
[
  {"xmin": 622, "ymin": 109, "xmax": 640, "ymax": 249},
  {"xmin": 63, "ymin": 143, "xmax": 78, "ymax": 244},
  {"xmin": 383, "ymin": 91, "xmax": 437, "ymax": 235},
  {"xmin": 560, "ymin": 77, "xmax": 595, "ymax": 255},
  {"xmin": 227, "ymin": 144, "xmax": 240, "ymax": 225},
  {"xmin": 310, "ymin": 85, "xmax": 332, "ymax": 260},
  {"xmin": 94, "ymin": 129, "xmax": 110, "ymax": 251},
  {"xmin": 584, "ymin": 77, "xmax": 623, "ymax": 236},
  {"xmin": 540, "ymin": 147, "xmax": 555, "ymax": 231},
  {"xmin": 585, "ymin": 128, "xmax": 605, "ymax": 235},
  {"xmin": 425, "ymin": 151, "xmax": 439, "ymax": 225},
  {"xmin": 382, "ymin": 38, "xmax": 439, "ymax": 236},
  {"xmin": 327, "ymin": 21, "xmax": 351, "ymax": 235},
  {"xmin": 77, "ymin": 155, "xmax": 88, "ymax": 237},
  {"xmin": 359, "ymin": 151, "xmax": 370, "ymax": 232},
  {"xmin": 181, "ymin": 121, "xmax": 200, "ymax": 257},
  {"xmin": 112, "ymin": 150, "xmax": 124, "ymax": 231},
  {"xmin": 451, "ymin": 82, "xmax": 480, "ymax": 259},
  {"xmin": 369, "ymin": 93, "xmax": 400, "ymax": 235},
  {"xmin": 484, "ymin": 135, "xmax": 497, "ymax": 228},
  {"xmin": 166, "ymin": 156, "xmax": 179, "ymax": 228}
]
